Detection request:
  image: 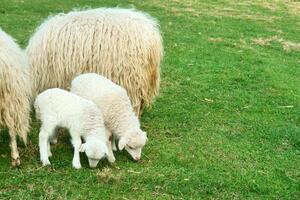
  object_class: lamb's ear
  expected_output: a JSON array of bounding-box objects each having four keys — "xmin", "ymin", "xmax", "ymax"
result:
[
  {"xmin": 142, "ymin": 131, "xmax": 148, "ymax": 142},
  {"xmin": 103, "ymin": 144, "xmax": 109, "ymax": 156},
  {"xmin": 118, "ymin": 137, "xmax": 128, "ymax": 150},
  {"xmin": 80, "ymin": 143, "xmax": 87, "ymax": 152}
]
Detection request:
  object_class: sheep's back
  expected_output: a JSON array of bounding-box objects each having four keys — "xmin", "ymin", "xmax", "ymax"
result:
[{"xmin": 26, "ymin": 8, "xmax": 163, "ymax": 112}]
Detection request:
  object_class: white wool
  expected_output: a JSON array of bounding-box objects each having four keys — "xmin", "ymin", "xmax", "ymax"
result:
[
  {"xmin": 34, "ymin": 88, "xmax": 115, "ymax": 168},
  {"xmin": 0, "ymin": 27, "xmax": 31, "ymax": 166},
  {"xmin": 26, "ymin": 8, "xmax": 163, "ymax": 117},
  {"xmin": 71, "ymin": 73, "xmax": 147, "ymax": 160}
]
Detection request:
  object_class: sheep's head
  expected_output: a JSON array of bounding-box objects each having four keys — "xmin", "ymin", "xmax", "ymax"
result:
[
  {"xmin": 80, "ymin": 141, "xmax": 109, "ymax": 168},
  {"xmin": 118, "ymin": 128, "xmax": 148, "ymax": 161}
]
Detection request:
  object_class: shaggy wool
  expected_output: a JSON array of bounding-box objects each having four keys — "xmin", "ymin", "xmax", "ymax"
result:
[
  {"xmin": 0, "ymin": 27, "xmax": 31, "ymax": 144},
  {"xmin": 26, "ymin": 8, "xmax": 163, "ymax": 116}
]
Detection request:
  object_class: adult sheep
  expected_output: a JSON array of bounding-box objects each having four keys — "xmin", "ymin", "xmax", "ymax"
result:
[
  {"xmin": 26, "ymin": 8, "xmax": 163, "ymax": 117},
  {"xmin": 0, "ymin": 28, "xmax": 31, "ymax": 166}
]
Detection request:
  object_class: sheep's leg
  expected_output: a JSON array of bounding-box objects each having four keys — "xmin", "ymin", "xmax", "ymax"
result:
[
  {"xmin": 134, "ymin": 100, "xmax": 144, "ymax": 119},
  {"xmin": 71, "ymin": 137, "xmax": 82, "ymax": 169},
  {"xmin": 9, "ymin": 131, "xmax": 20, "ymax": 167},
  {"xmin": 138, "ymin": 100, "xmax": 145, "ymax": 119}
]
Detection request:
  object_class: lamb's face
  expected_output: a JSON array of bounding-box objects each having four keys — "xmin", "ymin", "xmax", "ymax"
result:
[
  {"xmin": 81, "ymin": 141, "xmax": 108, "ymax": 168},
  {"xmin": 118, "ymin": 129, "xmax": 148, "ymax": 161}
]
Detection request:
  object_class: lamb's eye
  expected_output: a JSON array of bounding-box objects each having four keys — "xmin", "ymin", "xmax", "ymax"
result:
[{"xmin": 128, "ymin": 146, "xmax": 134, "ymax": 150}]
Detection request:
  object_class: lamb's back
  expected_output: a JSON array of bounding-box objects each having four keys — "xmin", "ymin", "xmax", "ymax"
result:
[{"xmin": 35, "ymin": 88, "xmax": 93, "ymax": 117}]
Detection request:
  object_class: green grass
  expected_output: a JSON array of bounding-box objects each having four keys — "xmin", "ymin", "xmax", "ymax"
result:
[{"xmin": 1, "ymin": 0, "xmax": 300, "ymax": 199}]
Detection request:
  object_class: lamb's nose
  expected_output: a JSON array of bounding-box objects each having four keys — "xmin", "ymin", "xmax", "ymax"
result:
[{"xmin": 134, "ymin": 156, "xmax": 140, "ymax": 161}]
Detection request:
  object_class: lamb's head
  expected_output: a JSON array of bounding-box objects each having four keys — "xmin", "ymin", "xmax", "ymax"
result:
[
  {"xmin": 80, "ymin": 140, "xmax": 109, "ymax": 168},
  {"xmin": 118, "ymin": 128, "xmax": 148, "ymax": 161}
]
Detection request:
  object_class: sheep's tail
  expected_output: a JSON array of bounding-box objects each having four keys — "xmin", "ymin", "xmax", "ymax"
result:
[
  {"xmin": 5, "ymin": 101, "xmax": 30, "ymax": 145},
  {"xmin": 17, "ymin": 99, "xmax": 31, "ymax": 145},
  {"xmin": 143, "ymin": 30, "xmax": 163, "ymax": 108}
]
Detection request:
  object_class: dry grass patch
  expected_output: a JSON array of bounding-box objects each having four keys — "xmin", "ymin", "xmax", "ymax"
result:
[
  {"xmin": 282, "ymin": 41, "xmax": 300, "ymax": 52},
  {"xmin": 252, "ymin": 35, "xmax": 300, "ymax": 52},
  {"xmin": 96, "ymin": 167, "xmax": 122, "ymax": 184},
  {"xmin": 252, "ymin": 36, "xmax": 280, "ymax": 46},
  {"xmin": 208, "ymin": 37, "xmax": 224, "ymax": 42},
  {"xmin": 152, "ymin": 0, "xmax": 281, "ymax": 21}
]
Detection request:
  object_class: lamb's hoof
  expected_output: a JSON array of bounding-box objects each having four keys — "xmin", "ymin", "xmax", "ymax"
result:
[
  {"xmin": 73, "ymin": 164, "xmax": 82, "ymax": 169},
  {"xmin": 50, "ymin": 138, "xmax": 58, "ymax": 145},
  {"xmin": 42, "ymin": 159, "xmax": 51, "ymax": 166},
  {"xmin": 112, "ymin": 147, "xmax": 117, "ymax": 151},
  {"xmin": 11, "ymin": 158, "xmax": 21, "ymax": 167},
  {"xmin": 108, "ymin": 157, "xmax": 116, "ymax": 163}
]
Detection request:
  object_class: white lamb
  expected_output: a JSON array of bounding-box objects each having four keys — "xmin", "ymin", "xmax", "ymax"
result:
[
  {"xmin": 71, "ymin": 73, "xmax": 148, "ymax": 161},
  {"xmin": 34, "ymin": 88, "xmax": 115, "ymax": 169}
]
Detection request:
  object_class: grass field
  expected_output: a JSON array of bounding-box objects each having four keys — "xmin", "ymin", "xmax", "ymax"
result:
[{"xmin": 0, "ymin": 0, "xmax": 300, "ymax": 199}]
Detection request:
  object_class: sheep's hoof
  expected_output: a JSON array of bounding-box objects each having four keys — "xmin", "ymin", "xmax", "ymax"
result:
[{"xmin": 11, "ymin": 158, "xmax": 21, "ymax": 167}]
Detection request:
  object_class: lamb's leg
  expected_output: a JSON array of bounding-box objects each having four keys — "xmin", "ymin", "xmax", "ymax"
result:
[
  {"xmin": 106, "ymin": 140, "xmax": 116, "ymax": 163},
  {"xmin": 71, "ymin": 137, "xmax": 82, "ymax": 169},
  {"xmin": 47, "ymin": 127, "xmax": 59, "ymax": 157},
  {"xmin": 39, "ymin": 122, "xmax": 55, "ymax": 166},
  {"xmin": 39, "ymin": 128, "xmax": 51, "ymax": 166},
  {"xmin": 47, "ymin": 142, "xmax": 52, "ymax": 157},
  {"xmin": 9, "ymin": 131, "xmax": 20, "ymax": 167},
  {"xmin": 50, "ymin": 127, "xmax": 60, "ymax": 144},
  {"xmin": 112, "ymin": 137, "xmax": 117, "ymax": 151}
]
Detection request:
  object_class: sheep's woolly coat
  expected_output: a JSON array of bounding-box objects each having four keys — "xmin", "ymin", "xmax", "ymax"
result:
[
  {"xmin": 26, "ymin": 8, "xmax": 163, "ymax": 116},
  {"xmin": 0, "ymin": 28, "xmax": 31, "ymax": 143}
]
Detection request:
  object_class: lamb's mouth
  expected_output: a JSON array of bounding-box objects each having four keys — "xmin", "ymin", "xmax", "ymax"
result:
[{"xmin": 88, "ymin": 158, "xmax": 99, "ymax": 168}]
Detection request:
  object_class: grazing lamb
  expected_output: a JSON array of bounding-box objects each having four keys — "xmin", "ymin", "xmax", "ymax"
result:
[
  {"xmin": 0, "ymin": 28, "xmax": 31, "ymax": 166},
  {"xmin": 26, "ymin": 8, "xmax": 163, "ymax": 117},
  {"xmin": 34, "ymin": 88, "xmax": 115, "ymax": 169},
  {"xmin": 71, "ymin": 73, "xmax": 148, "ymax": 161}
]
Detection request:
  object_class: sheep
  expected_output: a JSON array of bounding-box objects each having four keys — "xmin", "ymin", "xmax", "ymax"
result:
[
  {"xmin": 26, "ymin": 7, "xmax": 163, "ymax": 117},
  {"xmin": 34, "ymin": 88, "xmax": 115, "ymax": 169},
  {"xmin": 70, "ymin": 73, "xmax": 148, "ymax": 161},
  {"xmin": 0, "ymin": 28, "xmax": 31, "ymax": 166}
]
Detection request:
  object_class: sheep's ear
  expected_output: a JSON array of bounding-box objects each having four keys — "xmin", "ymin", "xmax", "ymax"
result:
[
  {"xmin": 118, "ymin": 137, "xmax": 128, "ymax": 150},
  {"xmin": 80, "ymin": 143, "xmax": 87, "ymax": 152}
]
